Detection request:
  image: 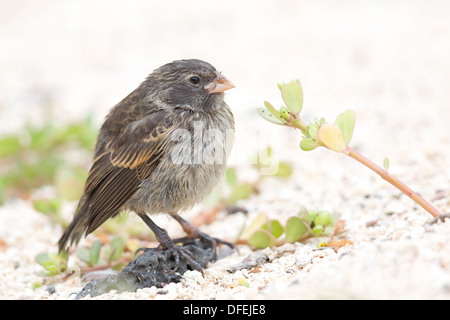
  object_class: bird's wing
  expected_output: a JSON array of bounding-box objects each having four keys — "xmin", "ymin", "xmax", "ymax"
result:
[
  {"xmin": 85, "ymin": 110, "xmax": 172, "ymax": 194},
  {"xmin": 58, "ymin": 110, "xmax": 173, "ymax": 250}
]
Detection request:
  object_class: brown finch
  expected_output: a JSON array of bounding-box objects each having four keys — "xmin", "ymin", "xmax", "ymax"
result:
[{"xmin": 58, "ymin": 59, "xmax": 236, "ymax": 271}]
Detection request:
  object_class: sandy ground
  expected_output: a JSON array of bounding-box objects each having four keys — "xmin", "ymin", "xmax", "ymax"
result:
[{"xmin": 0, "ymin": 0, "xmax": 450, "ymax": 299}]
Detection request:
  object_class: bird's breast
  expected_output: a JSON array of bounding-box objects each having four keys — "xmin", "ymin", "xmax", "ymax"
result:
[{"xmin": 128, "ymin": 108, "xmax": 234, "ymax": 215}]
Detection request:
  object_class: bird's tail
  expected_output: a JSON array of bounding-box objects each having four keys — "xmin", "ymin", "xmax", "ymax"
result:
[{"xmin": 57, "ymin": 195, "xmax": 89, "ymax": 252}]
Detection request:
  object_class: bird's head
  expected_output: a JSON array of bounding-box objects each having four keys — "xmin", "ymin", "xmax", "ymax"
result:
[{"xmin": 150, "ymin": 59, "xmax": 234, "ymax": 111}]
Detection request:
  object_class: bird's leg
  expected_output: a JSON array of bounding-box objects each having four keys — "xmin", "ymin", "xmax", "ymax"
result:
[
  {"xmin": 171, "ymin": 215, "xmax": 238, "ymax": 261},
  {"xmin": 138, "ymin": 214, "xmax": 203, "ymax": 272}
]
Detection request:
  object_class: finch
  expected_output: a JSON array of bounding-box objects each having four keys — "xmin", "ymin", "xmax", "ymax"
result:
[{"xmin": 58, "ymin": 59, "xmax": 236, "ymax": 271}]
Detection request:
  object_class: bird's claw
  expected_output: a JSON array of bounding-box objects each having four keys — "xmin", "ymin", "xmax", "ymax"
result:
[
  {"xmin": 173, "ymin": 232, "xmax": 238, "ymax": 261},
  {"xmin": 163, "ymin": 243, "xmax": 203, "ymax": 273},
  {"xmin": 135, "ymin": 243, "xmax": 203, "ymax": 273}
]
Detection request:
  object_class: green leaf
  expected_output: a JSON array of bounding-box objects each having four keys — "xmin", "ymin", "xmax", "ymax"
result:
[
  {"xmin": 383, "ymin": 157, "xmax": 390, "ymax": 171},
  {"xmin": 35, "ymin": 252, "xmax": 67, "ymax": 275},
  {"xmin": 89, "ymin": 240, "xmax": 102, "ymax": 266},
  {"xmin": 32, "ymin": 281, "xmax": 43, "ymax": 290},
  {"xmin": 279, "ymin": 106, "xmax": 291, "ymax": 120},
  {"xmin": 275, "ymin": 162, "xmax": 293, "ymax": 178},
  {"xmin": 227, "ymin": 182, "xmax": 254, "ymax": 205},
  {"xmin": 240, "ymin": 212, "xmax": 268, "ymax": 240},
  {"xmin": 35, "ymin": 253, "xmax": 52, "ymax": 267},
  {"xmin": 264, "ymin": 101, "xmax": 283, "ymax": 119},
  {"xmin": 262, "ymin": 219, "xmax": 284, "ymax": 238},
  {"xmin": 107, "ymin": 237, "xmax": 125, "ymax": 263},
  {"xmin": 76, "ymin": 248, "xmax": 91, "ymax": 264},
  {"xmin": 299, "ymin": 208, "xmax": 314, "ymax": 224},
  {"xmin": 257, "ymin": 108, "xmax": 285, "ymax": 125},
  {"xmin": 300, "ymin": 138, "xmax": 318, "ymax": 151},
  {"xmin": 317, "ymin": 124, "xmax": 347, "ymax": 153},
  {"xmin": 248, "ymin": 229, "xmax": 276, "ymax": 248},
  {"xmin": 335, "ymin": 110, "xmax": 355, "ymax": 145},
  {"xmin": 238, "ymin": 277, "xmax": 250, "ymax": 288},
  {"xmin": 33, "ymin": 198, "xmax": 61, "ymax": 215},
  {"xmin": 313, "ymin": 211, "xmax": 332, "ymax": 226},
  {"xmin": 306, "ymin": 123, "xmax": 319, "ymax": 140},
  {"xmin": 280, "ymin": 80, "xmax": 303, "ymax": 114},
  {"xmin": 312, "ymin": 225, "xmax": 324, "ymax": 235},
  {"xmin": 285, "ymin": 216, "xmax": 307, "ymax": 242}
]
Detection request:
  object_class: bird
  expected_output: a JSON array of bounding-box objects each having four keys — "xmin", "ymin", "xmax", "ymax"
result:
[{"xmin": 58, "ymin": 59, "xmax": 236, "ymax": 271}]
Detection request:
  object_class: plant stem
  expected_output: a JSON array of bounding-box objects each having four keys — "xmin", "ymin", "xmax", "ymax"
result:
[
  {"xmin": 345, "ymin": 146, "xmax": 440, "ymax": 218},
  {"xmin": 290, "ymin": 119, "xmax": 441, "ymax": 218},
  {"xmin": 290, "ymin": 118, "xmax": 307, "ymax": 132}
]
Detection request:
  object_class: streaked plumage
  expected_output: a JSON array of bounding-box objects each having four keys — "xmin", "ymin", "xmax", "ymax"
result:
[{"xmin": 58, "ymin": 59, "xmax": 235, "ymax": 270}]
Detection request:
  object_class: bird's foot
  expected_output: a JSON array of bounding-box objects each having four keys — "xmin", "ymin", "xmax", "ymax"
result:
[
  {"xmin": 172, "ymin": 214, "xmax": 238, "ymax": 261},
  {"xmin": 172, "ymin": 231, "xmax": 238, "ymax": 261},
  {"xmin": 137, "ymin": 214, "xmax": 204, "ymax": 273},
  {"xmin": 160, "ymin": 240, "xmax": 204, "ymax": 273},
  {"xmin": 135, "ymin": 241, "xmax": 203, "ymax": 273}
]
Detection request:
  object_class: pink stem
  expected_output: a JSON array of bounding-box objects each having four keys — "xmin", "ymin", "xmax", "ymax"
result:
[{"xmin": 346, "ymin": 147, "xmax": 440, "ymax": 218}]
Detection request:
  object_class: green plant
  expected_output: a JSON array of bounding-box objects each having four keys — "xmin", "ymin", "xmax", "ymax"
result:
[
  {"xmin": 238, "ymin": 209, "xmax": 338, "ymax": 249},
  {"xmin": 35, "ymin": 251, "xmax": 68, "ymax": 276},
  {"xmin": 76, "ymin": 237, "xmax": 127, "ymax": 271},
  {"xmin": 76, "ymin": 240, "xmax": 104, "ymax": 267},
  {"xmin": 0, "ymin": 114, "xmax": 148, "ymax": 276},
  {"xmin": 0, "ymin": 115, "xmax": 97, "ymax": 205},
  {"xmin": 258, "ymin": 80, "xmax": 442, "ymax": 218},
  {"xmin": 28, "ymin": 115, "xmax": 297, "ymax": 277},
  {"xmin": 35, "ymin": 236, "xmax": 130, "ymax": 276}
]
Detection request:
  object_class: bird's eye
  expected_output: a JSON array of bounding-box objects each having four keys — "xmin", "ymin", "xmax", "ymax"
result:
[{"xmin": 189, "ymin": 76, "xmax": 200, "ymax": 85}]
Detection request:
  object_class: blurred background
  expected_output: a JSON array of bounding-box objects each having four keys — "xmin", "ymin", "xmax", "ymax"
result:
[
  {"xmin": 1, "ymin": 1, "xmax": 450, "ymax": 298},
  {"xmin": 1, "ymin": 0, "xmax": 449, "ymax": 207}
]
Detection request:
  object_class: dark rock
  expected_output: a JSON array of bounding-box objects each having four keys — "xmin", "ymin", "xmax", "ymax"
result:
[{"xmin": 75, "ymin": 239, "xmax": 214, "ymax": 299}]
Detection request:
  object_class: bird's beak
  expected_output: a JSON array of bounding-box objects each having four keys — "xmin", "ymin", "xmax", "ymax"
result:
[{"xmin": 204, "ymin": 73, "xmax": 235, "ymax": 94}]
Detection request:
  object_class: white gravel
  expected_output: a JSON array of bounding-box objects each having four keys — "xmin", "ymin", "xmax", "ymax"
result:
[{"xmin": 1, "ymin": 0, "xmax": 450, "ymax": 300}]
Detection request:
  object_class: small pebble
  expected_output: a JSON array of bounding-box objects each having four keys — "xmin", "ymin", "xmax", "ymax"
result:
[{"xmin": 294, "ymin": 245, "xmax": 313, "ymax": 268}]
